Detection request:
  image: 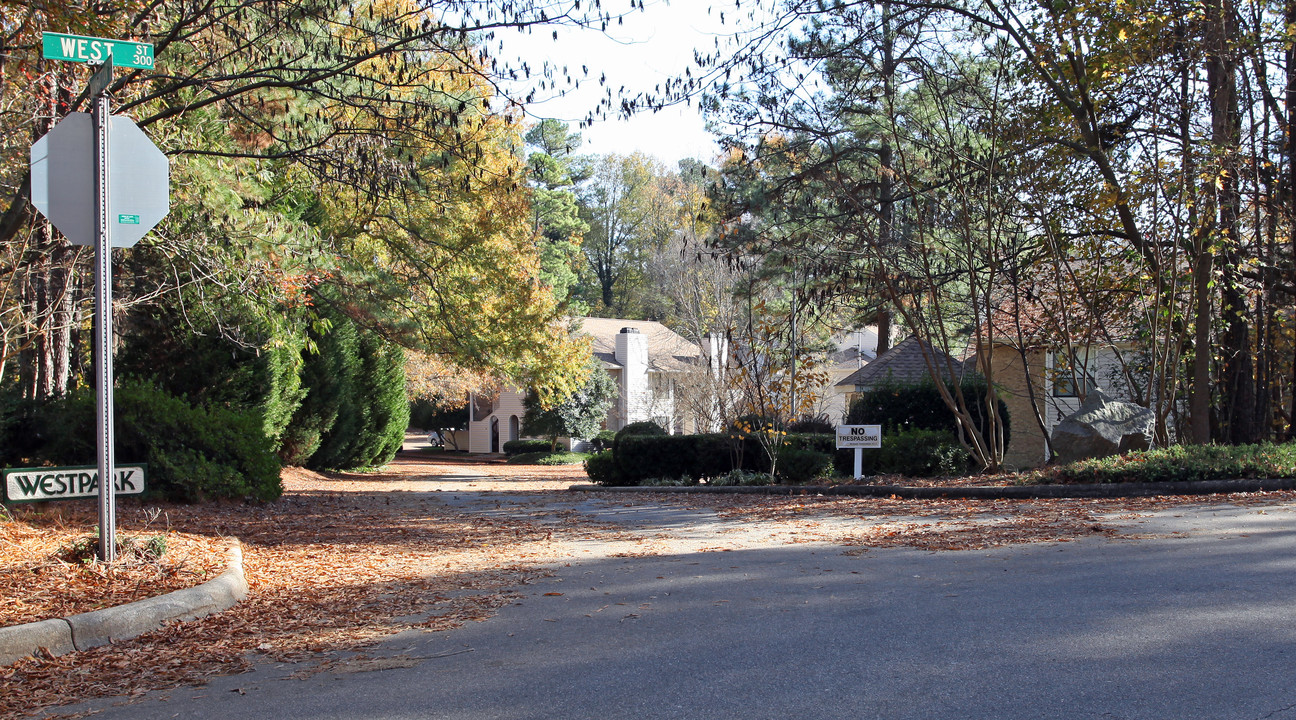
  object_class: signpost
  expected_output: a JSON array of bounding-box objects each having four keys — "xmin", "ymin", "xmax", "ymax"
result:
[
  {"xmin": 836, "ymin": 424, "xmax": 882, "ymax": 480},
  {"xmin": 30, "ymin": 33, "xmax": 168, "ymax": 561}
]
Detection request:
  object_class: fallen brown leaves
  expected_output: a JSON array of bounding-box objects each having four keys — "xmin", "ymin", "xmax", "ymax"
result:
[
  {"xmin": 627, "ymin": 488, "xmax": 1296, "ymax": 551},
  {"xmin": 0, "ymin": 463, "xmax": 576, "ymax": 720},
  {"xmin": 5, "ymin": 451, "xmax": 1293, "ymax": 720},
  {"xmin": 0, "ymin": 509, "xmax": 228, "ymax": 627}
]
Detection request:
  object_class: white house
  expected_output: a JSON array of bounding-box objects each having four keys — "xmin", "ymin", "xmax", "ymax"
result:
[{"xmin": 466, "ymin": 318, "xmax": 727, "ymax": 453}]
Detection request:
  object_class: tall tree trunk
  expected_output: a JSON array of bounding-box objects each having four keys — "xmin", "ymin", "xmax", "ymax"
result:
[
  {"xmin": 1207, "ymin": 0, "xmax": 1255, "ymax": 444},
  {"xmin": 1182, "ymin": 46, "xmax": 1214, "ymax": 444},
  {"xmin": 1286, "ymin": 0, "xmax": 1296, "ymax": 440},
  {"xmin": 876, "ymin": 0, "xmax": 895, "ymax": 357}
]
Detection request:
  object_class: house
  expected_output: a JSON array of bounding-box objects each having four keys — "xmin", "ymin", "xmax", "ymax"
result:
[
  {"xmin": 973, "ymin": 296, "xmax": 1143, "ymax": 469},
  {"xmin": 816, "ymin": 328, "xmax": 881, "ymax": 423},
  {"xmin": 465, "ymin": 318, "xmax": 727, "ymax": 453},
  {"xmin": 834, "ymin": 336, "xmax": 973, "ymax": 414}
]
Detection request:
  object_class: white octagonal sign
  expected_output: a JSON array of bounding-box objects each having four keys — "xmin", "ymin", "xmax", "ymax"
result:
[{"xmin": 31, "ymin": 112, "xmax": 169, "ymax": 247}]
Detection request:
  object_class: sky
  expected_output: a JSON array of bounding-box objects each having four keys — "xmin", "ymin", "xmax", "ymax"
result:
[{"xmin": 493, "ymin": 1, "xmax": 735, "ymax": 166}]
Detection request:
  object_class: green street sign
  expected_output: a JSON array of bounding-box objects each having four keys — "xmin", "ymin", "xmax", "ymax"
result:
[{"xmin": 42, "ymin": 32, "xmax": 154, "ymax": 70}]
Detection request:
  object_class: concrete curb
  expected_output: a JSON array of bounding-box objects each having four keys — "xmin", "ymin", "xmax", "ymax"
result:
[
  {"xmin": 568, "ymin": 477, "xmax": 1296, "ymax": 499},
  {"xmin": 0, "ymin": 539, "xmax": 248, "ymax": 666}
]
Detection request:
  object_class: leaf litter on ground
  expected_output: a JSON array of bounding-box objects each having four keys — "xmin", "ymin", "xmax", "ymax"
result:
[{"xmin": 4, "ymin": 452, "xmax": 1295, "ymax": 719}]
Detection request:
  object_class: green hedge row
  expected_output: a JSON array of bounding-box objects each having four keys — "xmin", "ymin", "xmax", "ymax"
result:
[
  {"xmin": 585, "ymin": 429, "xmax": 973, "ymax": 486},
  {"xmin": 1031, "ymin": 442, "xmax": 1296, "ymax": 484},
  {"xmin": 503, "ymin": 438, "xmax": 554, "ymax": 455}
]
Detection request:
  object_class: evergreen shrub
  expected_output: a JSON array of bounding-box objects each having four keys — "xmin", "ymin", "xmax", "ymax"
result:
[
  {"xmin": 584, "ymin": 450, "xmax": 625, "ymax": 485},
  {"xmin": 1033, "ymin": 442, "xmax": 1296, "ymax": 484},
  {"xmin": 305, "ymin": 314, "xmax": 409, "ymax": 470},
  {"xmin": 788, "ymin": 415, "xmax": 835, "ymax": 434},
  {"xmin": 615, "ymin": 421, "xmax": 668, "ymax": 439},
  {"xmin": 6, "ymin": 382, "xmax": 281, "ymax": 502},
  {"xmin": 845, "ymin": 378, "xmax": 1010, "ymax": 454},
  {"xmin": 775, "ymin": 447, "xmax": 833, "ymax": 483},
  {"xmin": 285, "ymin": 311, "xmax": 358, "ymax": 467}
]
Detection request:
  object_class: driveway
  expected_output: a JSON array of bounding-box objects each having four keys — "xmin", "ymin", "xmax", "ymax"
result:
[{"xmin": 47, "ymin": 479, "xmax": 1296, "ymax": 720}]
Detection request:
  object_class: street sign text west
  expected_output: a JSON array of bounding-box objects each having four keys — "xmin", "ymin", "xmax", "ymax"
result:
[{"xmin": 42, "ymin": 32, "xmax": 154, "ymax": 70}]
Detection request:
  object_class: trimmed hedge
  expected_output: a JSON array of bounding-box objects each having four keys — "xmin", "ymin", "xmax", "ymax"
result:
[
  {"xmin": 584, "ymin": 450, "xmax": 622, "ymax": 485},
  {"xmin": 586, "ymin": 428, "xmax": 973, "ymax": 486},
  {"xmin": 503, "ymin": 439, "xmax": 554, "ymax": 456},
  {"xmin": 776, "ymin": 446, "xmax": 833, "ymax": 483}
]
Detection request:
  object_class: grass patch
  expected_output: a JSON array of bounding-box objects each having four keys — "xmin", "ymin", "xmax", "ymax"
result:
[
  {"xmin": 507, "ymin": 451, "xmax": 590, "ymax": 465},
  {"xmin": 1028, "ymin": 442, "xmax": 1296, "ymax": 485}
]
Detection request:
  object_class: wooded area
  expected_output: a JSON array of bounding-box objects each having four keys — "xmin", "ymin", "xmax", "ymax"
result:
[
  {"xmin": 683, "ymin": 0, "xmax": 1296, "ymax": 466},
  {"xmin": 3, "ymin": 0, "xmax": 1294, "ymax": 478}
]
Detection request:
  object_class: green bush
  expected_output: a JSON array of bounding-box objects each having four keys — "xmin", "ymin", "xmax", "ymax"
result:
[
  {"xmin": 115, "ymin": 295, "xmax": 307, "ymax": 448},
  {"xmin": 616, "ymin": 421, "xmax": 668, "ymax": 439},
  {"xmin": 7, "ymin": 382, "xmax": 281, "ymax": 502},
  {"xmin": 846, "ymin": 378, "xmax": 1010, "ymax": 455},
  {"xmin": 788, "ymin": 416, "xmax": 834, "ymax": 434},
  {"xmin": 776, "ymin": 447, "xmax": 833, "ymax": 483},
  {"xmin": 584, "ymin": 450, "xmax": 625, "ymax": 485},
  {"xmin": 707, "ymin": 468, "xmax": 773, "ymax": 486},
  {"xmin": 583, "ymin": 426, "xmax": 974, "ymax": 485},
  {"xmin": 507, "ymin": 451, "xmax": 589, "ymax": 465},
  {"xmin": 878, "ymin": 428, "xmax": 973, "ymax": 477},
  {"xmin": 503, "ymin": 439, "xmax": 554, "ymax": 456},
  {"xmin": 590, "ymin": 429, "xmax": 617, "ymax": 452},
  {"xmin": 1033, "ymin": 442, "xmax": 1296, "ymax": 484},
  {"xmin": 283, "ymin": 310, "xmax": 357, "ymax": 467}
]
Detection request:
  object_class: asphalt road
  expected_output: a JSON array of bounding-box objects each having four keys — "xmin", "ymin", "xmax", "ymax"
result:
[{"xmin": 54, "ymin": 501, "xmax": 1296, "ymax": 720}]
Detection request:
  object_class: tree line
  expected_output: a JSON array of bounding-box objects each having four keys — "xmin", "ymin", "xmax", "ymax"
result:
[{"xmin": 650, "ymin": 0, "xmax": 1296, "ymax": 469}]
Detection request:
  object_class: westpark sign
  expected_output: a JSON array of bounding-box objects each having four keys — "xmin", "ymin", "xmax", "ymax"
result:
[{"xmin": 4, "ymin": 465, "xmax": 145, "ymax": 503}]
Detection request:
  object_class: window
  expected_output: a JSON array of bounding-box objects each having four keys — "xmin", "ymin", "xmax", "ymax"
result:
[{"xmin": 1052, "ymin": 348, "xmax": 1095, "ymax": 398}]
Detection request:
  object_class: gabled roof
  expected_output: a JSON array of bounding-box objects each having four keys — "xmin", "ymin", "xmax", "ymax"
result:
[
  {"xmin": 834, "ymin": 336, "xmax": 970, "ymax": 390},
  {"xmin": 574, "ymin": 317, "xmax": 703, "ymax": 372}
]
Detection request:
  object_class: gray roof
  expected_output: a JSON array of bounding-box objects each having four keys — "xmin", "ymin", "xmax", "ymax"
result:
[
  {"xmin": 834, "ymin": 336, "xmax": 969, "ymax": 390},
  {"xmin": 574, "ymin": 317, "xmax": 702, "ymax": 373}
]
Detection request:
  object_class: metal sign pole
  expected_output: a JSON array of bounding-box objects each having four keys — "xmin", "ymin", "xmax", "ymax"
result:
[{"xmin": 92, "ymin": 60, "xmax": 116, "ymax": 563}]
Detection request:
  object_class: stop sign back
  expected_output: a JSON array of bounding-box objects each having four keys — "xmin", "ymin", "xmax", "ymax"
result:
[{"xmin": 30, "ymin": 112, "xmax": 169, "ymax": 247}]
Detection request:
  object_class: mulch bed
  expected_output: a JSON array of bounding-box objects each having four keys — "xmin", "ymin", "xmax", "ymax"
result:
[{"xmin": 0, "ymin": 508, "xmax": 229, "ymax": 627}]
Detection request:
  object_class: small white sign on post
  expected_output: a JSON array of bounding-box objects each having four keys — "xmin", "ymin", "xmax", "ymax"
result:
[{"xmin": 836, "ymin": 425, "xmax": 882, "ymax": 480}]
